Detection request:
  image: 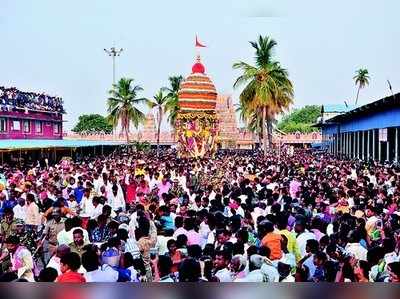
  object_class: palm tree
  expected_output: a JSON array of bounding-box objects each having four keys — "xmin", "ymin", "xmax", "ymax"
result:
[
  {"xmin": 236, "ymin": 102, "xmax": 264, "ymax": 147},
  {"xmin": 353, "ymin": 68, "xmax": 370, "ymax": 105},
  {"xmin": 233, "ymin": 35, "xmax": 294, "ymax": 154},
  {"xmin": 164, "ymin": 75, "xmax": 184, "ymax": 126},
  {"xmin": 147, "ymin": 89, "xmax": 169, "ymax": 154},
  {"xmin": 107, "ymin": 78, "xmax": 147, "ymax": 143}
]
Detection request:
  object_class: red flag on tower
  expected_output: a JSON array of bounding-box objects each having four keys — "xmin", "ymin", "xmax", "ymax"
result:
[{"xmin": 195, "ymin": 35, "xmax": 206, "ymax": 48}]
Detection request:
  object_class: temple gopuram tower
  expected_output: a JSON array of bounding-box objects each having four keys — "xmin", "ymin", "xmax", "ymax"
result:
[{"xmin": 216, "ymin": 95, "xmax": 239, "ymax": 148}]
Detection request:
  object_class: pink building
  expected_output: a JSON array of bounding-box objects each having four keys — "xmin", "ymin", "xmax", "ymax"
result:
[{"xmin": 0, "ymin": 109, "xmax": 63, "ymax": 140}]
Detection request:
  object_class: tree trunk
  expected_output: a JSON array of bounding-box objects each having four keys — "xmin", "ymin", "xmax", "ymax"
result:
[
  {"xmin": 157, "ymin": 108, "xmax": 162, "ymax": 155},
  {"xmin": 124, "ymin": 117, "xmax": 130, "ymax": 144},
  {"xmin": 355, "ymin": 86, "xmax": 360, "ymax": 106},
  {"xmin": 267, "ymin": 120, "xmax": 273, "ymax": 149},
  {"xmin": 262, "ymin": 106, "xmax": 267, "ymax": 155},
  {"xmin": 258, "ymin": 132, "xmax": 263, "ymax": 149}
]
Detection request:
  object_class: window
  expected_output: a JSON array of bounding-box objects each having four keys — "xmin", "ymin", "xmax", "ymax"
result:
[
  {"xmin": 54, "ymin": 123, "xmax": 60, "ymax": 134},
  {"xmin": 12, "ymin": 120, "xmax": 20, "ymax": 131},
  {"xmin": 23, "ymin": 120, "xmax": 30, "ymax": 133},
  {"xmin": 0, "ymin": 118, "xmax": 6, "ymax": 132},
  {"xmin": 35, "ymin": 121, "xmax": 42, "ymax": 133}
]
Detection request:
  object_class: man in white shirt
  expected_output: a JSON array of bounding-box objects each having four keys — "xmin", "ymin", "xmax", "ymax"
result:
[
  {"xmin": 199, "ymin": 220, "xmax": 210, "ymax": 249},
  {"xmin": 366, "ymin": 210, "xmax": 379, "ymax": 236},
  {"xmin": 13, "ymin": 198, "xmax": 27, "ymax": 221},
  {"xmin": 157, "ymin": 233, "xmax": 174, "ymax": 255},
  {"xmin": 57, "ymin": 224, "xmax": 90, "ymax": 246},
  {"xmin": 214, "ymin": 251, "xmax": 233, "ymax": 282},
  {"xmin": 149, "ymin": 175, "xmax": 159, "ymax": 191},
  {"xmin": 93, "ymin": 173, "xmax": 102, "ymax": 194},
  {"xmin": 82, "ymin": 250, "xmax": 118, "ymax": 282},
  {"xmin": 107, "ymin": 185, "xmax": 125, "ymax": 213},
  {"xmin": 300, "ymin": 239, "xmax": 320, "ymax": 280},
  {"xmin": 47, "ymin": 244, "xmax": 72, "ymax": 275},
  {"xmin": 345, "ymin": 230, "xmax": 368, "ymax": 261},
  {"xmin": 235, "ymin": 255, "xmax": 265, "ymax": 282},
  {"xmin": 90, "ymin": 197, "xmax": 103, "ymax": 220},
  {"xmin": 80, "ymin": 188, "xmax": 94, "ymax": 216},
  {"xmin": 383, "ymin": 238, "xmax": 400, "ymax": 267},
  {"xmin": 295, "ymin": 221, "xmax": 317, "ymax": 258},
  {"xmin": 172, "ymin": 216, "xmax": 188, "ymax": 239}
]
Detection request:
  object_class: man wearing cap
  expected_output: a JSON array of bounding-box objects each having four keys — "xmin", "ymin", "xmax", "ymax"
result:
[{"xmin": 15, "ymin": 219, "xmax": 37, "ymax": 256}]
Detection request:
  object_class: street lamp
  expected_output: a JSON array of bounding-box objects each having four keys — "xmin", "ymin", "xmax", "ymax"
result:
[
  {"xmin": 387, "ymin": 79, "xmax": 394, "ymax": 97},
  {"xmin": 104, "ymin": 46, "xmax": 123, "ymax": 84}
]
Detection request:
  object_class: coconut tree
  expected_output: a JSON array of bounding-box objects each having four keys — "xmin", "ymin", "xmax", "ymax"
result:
[
  {"xmin": 353, "ymin": 68, "xmax": 370, "ymax": 105},
  {"xmin": 236, "ymin": 102, "xmax": 280, "ymax": 149},
  {"xmin": 233, "ymin": 35, "xmax": 294, "ymax": 154},
  {"xmin": 164, "ymin": 75, "xmax": 184, "ymax": 126},
  {"xmin": 147, "ymin": 89, "xmax": 169, "ymax": 154},
  {"xmin": 107, "ymin": 78, "xmax": 147, "ymax": 143},
  {"xmin": 236, "ymin": 102, "xmax": 264, "ymax": 146}
]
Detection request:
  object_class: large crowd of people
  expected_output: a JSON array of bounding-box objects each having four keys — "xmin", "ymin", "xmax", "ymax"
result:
[
  {"xmin": 0, "ymin": 148, "xmax": 399, "ymax": 282},
  {"xmin": 0, "ymin": 86, "xmax": 64, "ymax": 113}
]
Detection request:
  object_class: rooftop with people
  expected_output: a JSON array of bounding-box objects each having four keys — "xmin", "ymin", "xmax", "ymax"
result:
[{"xmin": 0, "ymin": 86, "xmax": 65, "ymax": 114}]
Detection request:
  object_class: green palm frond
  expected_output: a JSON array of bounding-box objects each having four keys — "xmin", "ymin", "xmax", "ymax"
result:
[
  {"xmin": 232, "ymin": 35, "xmax": 294, "ymax": 151},
  {"xmin": 353, "ymin": 68, "xmax": 370, "ymax": 88},
  {"xmin": 164, "ymin": 75, "xmax": 184, "ymax": 126},
  {"xmin": 106, "ymin": 78, "xmax": 147, "ymax": 142}
]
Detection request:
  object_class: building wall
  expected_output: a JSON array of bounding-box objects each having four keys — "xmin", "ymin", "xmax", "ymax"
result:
[
  {"xmin": 321, "ymin": 106, "xmax": 400, "ymax": 162},
  {"xmin": 0, "ymin": 110, "xmax": 63, "ymax": 139},
  {"xmin": 339, "ymin": 107, "xmax": 400, "ymax": 133}
]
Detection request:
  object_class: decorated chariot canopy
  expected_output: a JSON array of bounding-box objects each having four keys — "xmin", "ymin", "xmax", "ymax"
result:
[{"xmin": 175, "ymin": 44, "xmax": 220, "ymax": 158}]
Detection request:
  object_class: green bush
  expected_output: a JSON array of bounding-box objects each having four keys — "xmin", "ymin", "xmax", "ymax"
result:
[{"xmin": 278, "ymin": 105, "xmax": 321, "ymax": 133}]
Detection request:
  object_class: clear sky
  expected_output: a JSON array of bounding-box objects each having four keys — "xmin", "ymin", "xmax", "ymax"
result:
[{"xmin": 1, "ymin": 0, "xmax": 399, "ymax": 130}]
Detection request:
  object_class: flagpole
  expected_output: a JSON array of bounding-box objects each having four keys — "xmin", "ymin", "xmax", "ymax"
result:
[{"xmin": 195, "ymin": 35, "xmax": 206, "ymax": 62}]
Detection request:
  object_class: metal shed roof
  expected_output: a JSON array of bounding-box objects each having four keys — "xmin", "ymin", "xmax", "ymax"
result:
[{"xmin": 0, "ymin": 139, "xmax": 125, "ymax": 150}]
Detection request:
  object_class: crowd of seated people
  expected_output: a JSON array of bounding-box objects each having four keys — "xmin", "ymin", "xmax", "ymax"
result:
[{"xmin": 0, "ymin": 86, "xmax": 64, "ymax": 113}]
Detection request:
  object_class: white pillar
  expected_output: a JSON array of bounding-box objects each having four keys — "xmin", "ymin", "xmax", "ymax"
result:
[
  {"xmin": 362, "ymin": 131, "xmax": 365, "ymax": 160},
  {"xmin": 348, "ymin": 132, "xmax": 351, "ymax": 158},
  {"xmin": 343, "ymin": 133, "xmax": 346, "ymax": 157},
  {"xmin": 372, "ymin": 130, "xmax": 376, "ymax": 160},
  {"xmin": 340, "ymin": 133, "xmax": 343, "ymax": 157},
  {"xmin": 395, "ymin": 128, "xmax": 398, "ymax": 162},
  {"xmin": 357, "ymin": 131, "xmax": 360, "ymax": 159},
  {"xmin": 379, "ymin": 139, "xmax": 382, "ymax": 162},
  {"xmin": 347, "ymin": 132, "xmax": 350, "ymax": 157},
  {"xmin": 367, "ymin": 130, "xmax": 370, "ymax": 160},
  {"xmin": 335, "ymin": 134, "xmax": 338, "ymax": 156},
  {"xmin": 387, "ymin": 140, "xmax": 390, "ymax": 162},
  {"xmin": 347, "ymin": 132, "xmax": 351, "ymax": 158}
]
